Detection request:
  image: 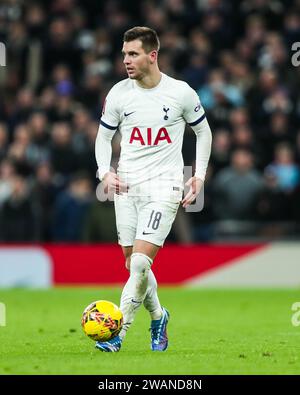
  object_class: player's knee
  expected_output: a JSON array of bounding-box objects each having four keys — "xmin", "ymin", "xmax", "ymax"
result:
[{"xmin": 130, "ymin": 253, "xmax": 152, "ymax": 275}]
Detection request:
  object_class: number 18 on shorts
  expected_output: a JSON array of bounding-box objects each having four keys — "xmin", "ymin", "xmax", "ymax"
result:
[{"xmin": 114, "ymin": 194, "xmax": 180, "ymax": 247}]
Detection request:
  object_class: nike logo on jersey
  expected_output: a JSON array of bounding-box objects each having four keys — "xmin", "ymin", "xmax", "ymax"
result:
[
  {"xmin": 142, "ymin": 231, "xmax": 154, "ymax": 235},
  {"xmin": 124, "ymin": 111, "xmax": 135, "ymax": 117}
]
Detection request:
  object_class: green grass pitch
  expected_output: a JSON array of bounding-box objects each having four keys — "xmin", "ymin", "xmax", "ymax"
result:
[{"xmin": 0, "ymin": 287, "xmax": 300, "ymax": 374}]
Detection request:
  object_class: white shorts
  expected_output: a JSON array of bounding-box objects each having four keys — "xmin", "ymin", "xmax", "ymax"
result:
[{"xmin": 114, "ymin": 194, "xmax": 180, "ymax": 247}]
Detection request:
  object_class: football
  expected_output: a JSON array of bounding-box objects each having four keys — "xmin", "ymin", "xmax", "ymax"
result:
[{"xmin": 81, "ymin": 300, "xmax": 123, "ymax": 342}]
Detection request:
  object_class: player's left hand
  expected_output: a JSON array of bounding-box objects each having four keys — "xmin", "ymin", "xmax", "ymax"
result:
[{"xmin": 181, "ymin": 176, "xmax": 203, "ymax": 208}]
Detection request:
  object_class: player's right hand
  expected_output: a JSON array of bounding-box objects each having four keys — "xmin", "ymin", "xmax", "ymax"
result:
[
  {"xmin": 102, "ymin": 172, "xmax": 129, "ymax": 195},
  {"xmin": 181, "ymin": 176, "xmax": 203, "ymax": 208}
]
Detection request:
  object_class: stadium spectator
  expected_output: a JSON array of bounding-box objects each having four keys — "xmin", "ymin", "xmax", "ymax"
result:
[
  {"xmin": 257, "ymin": 168, "xmax": 291, "ymax": 221},
  {"xmin": 259, "ymin": 111, "xmax": 294, "ymax": 167},
  {"xmin": 0, "ymin": 123, "xmax": 8, "ymax": 162},
  {"xmin": 210, "ymin": 128, "xmax": 231, "ymax": 174},
  {"xmin": 26, "ymin": 111, "xmax": 51, "ymax": 167},
  {"xmin": 82, "ymin": 199, "xmax": 117, "ymax": 243},
  {"xmin": 265, "ymin": 143, "xmax": 300, "ymax": 194},
  {"xmin": 42, "ymin": 17, "xmax": 82, "ymax": 78},
  {"xmin": 212, "ymin": 149, "xmax": 263, "ymax": 220},
  {"xmin": 31, "ymin": 161, "xmax": 59, "ymax": 241},
  {"xmin": 49, "ymin": 122, "xmax": 77, "ymax": 182},
  {"xmin": 198, "ymin": 68, "xmax": 245, "ymax": 111},
  {"xmin": 0, "ymin": 158, "xmax": 15, "ymax": 206},
  {"xmin": 0, "ymin": 173, "xmax": 41, "ymax": 241},
  {"xmin": 52, "ymin": 171, "xmax": 93, "ymax": 241},
  {"xmin": 9, "ymin": 87, "xmax": 35, "ymax": 130}
]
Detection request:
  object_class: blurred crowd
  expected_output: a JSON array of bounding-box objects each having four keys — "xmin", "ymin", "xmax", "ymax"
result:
[{"xmin": 0, "ymin": 0, "xmax": 300, "ymax": 242}]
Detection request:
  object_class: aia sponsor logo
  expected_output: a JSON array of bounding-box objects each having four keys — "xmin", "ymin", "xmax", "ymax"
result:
[{"xmin": 129, "ymin": 127, "xmax": 172, "ymax": 145}]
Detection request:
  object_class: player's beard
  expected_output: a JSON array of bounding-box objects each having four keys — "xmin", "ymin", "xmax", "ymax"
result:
[
  {"xmin": 127, "ymin": 65, "xmax": 149, "ymax": 81},
  {"xmin": 127, "ymin": 69, "xmax": 142, "ymax": 80}
]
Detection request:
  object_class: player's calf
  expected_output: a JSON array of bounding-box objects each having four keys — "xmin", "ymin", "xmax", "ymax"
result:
[{"xmin": 119, "ymin": 253, "xmax": 152, "ymax": 339}]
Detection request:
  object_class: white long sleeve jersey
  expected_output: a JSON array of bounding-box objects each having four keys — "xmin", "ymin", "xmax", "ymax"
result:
[{"xmin": 96, "ymin": 73, "xmax": 212, "ymax": 201}]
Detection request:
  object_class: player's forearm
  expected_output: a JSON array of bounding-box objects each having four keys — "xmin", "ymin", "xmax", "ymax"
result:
[
  {"xmin": 95, "ymin": 125, "xmax": 114, "ymax": 180},
  {"xmin": 192, "ymin": 118, "xmax": 212, "ymax": 182}
]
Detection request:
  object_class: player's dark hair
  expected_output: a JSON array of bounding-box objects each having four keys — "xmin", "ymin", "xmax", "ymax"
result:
[{"xmin": 123, "ymin": 26, "xmax": 160, "ymax": 53}]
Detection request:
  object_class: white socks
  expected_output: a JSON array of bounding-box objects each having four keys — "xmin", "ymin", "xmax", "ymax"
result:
[
  {"xmin": 119, "ymin": 253, "xmax": 152, "ymax": 340},
  {"xmin": 144, "ymin": 269, "xmax": 163, "ymax": 321},
  {"xmin": 119, "ymin": 253, "xmax": 163, "ymax": 340}
]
